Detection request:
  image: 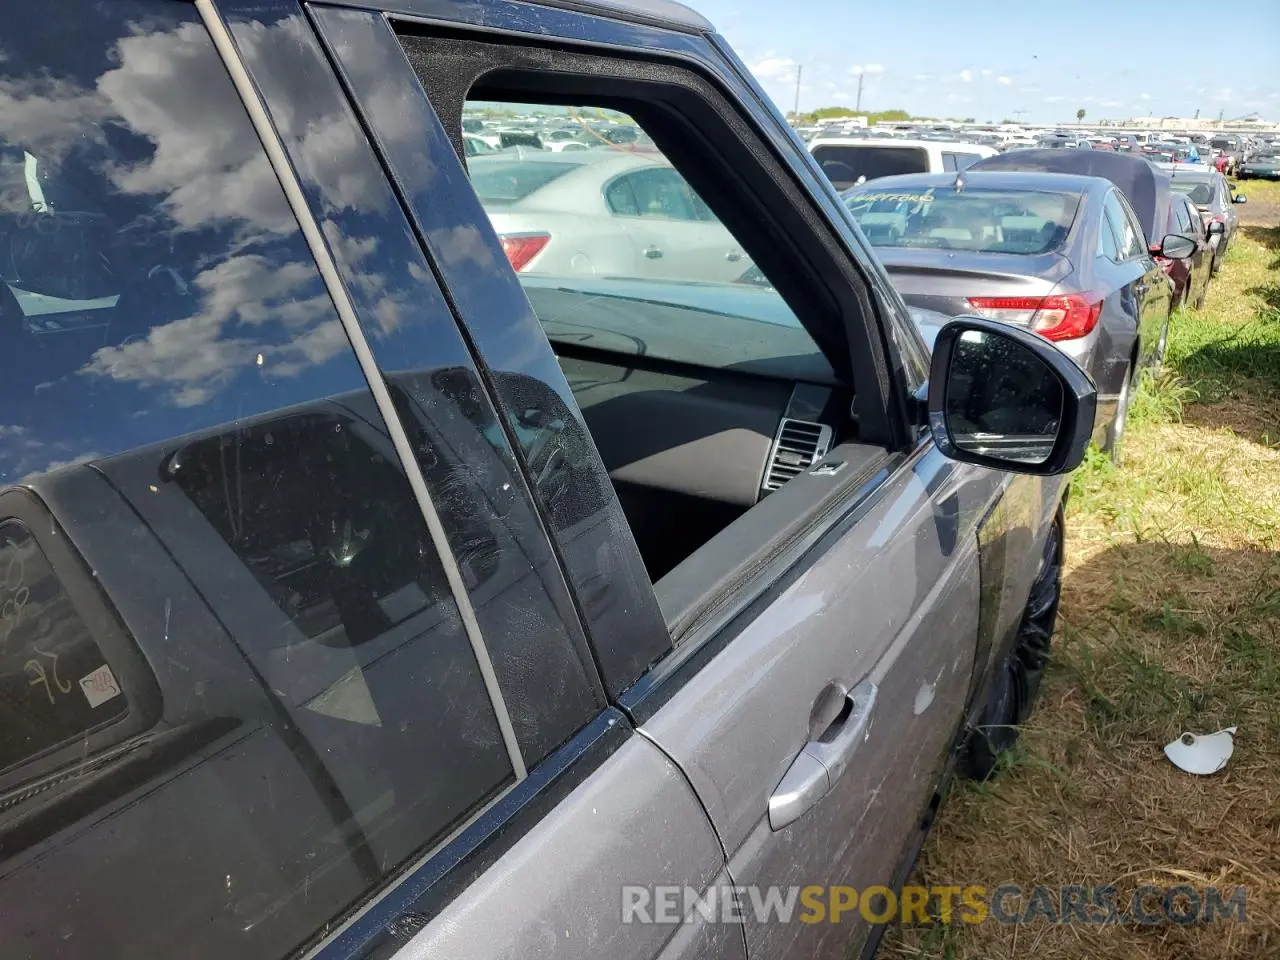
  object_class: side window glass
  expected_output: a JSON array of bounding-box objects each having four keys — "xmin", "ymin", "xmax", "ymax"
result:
[
  {"xmin": 1103, "ymin": 193, "xmax": 1143, "ymax": 259},
  {"xmin": 605, "ymin": 174, "xmax": 641, "ymax": 215},
  {"xmin": 0, "ymin": 6, "xmax": 519, "ymax": 957},
  {"xmin": 942, "ymin": 152, "xmax": 959, "ymax": 172},
  {"xmin": 1097, "ymin": 203, "xmax": 1122, "ymax": 260},
  {"xmin": 627, "ymin": 167, "xmax": 700, "ymax": 220},
  {"xmin": 1115, "ymin": 194, "xmax": 1148, "ymax": 257}
]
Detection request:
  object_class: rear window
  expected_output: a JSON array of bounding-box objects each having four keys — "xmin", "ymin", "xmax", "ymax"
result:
[
  {"xmin": 1171, "ymin": 179, "xmax": 1216, "ymax": 206},
  {"xmin": 468, "ymin": 158, "xmax": 584, "ymax": 204},
  {"xmin": 845, "ymin": 186, "xmax": 1081, "ymax": 254},
  {"xmin": 1210, "ymin": 138, "xmax": 1235, "ymax": 150},
  {"xmin": 812, "ymin": 145, "xmax": 929, "ymax": 189}
]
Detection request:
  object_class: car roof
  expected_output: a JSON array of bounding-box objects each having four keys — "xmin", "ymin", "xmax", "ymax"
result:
[
  {"xmin": 844, "ymin": 170, "xmax": 1103, "ymax": 195},
  {"xmin": 529, "ymin": 0, "xmax": 711, "ymax": 31},
  {"xmin": 810, "ymin": 137, "xmax": 995, "ymax": 152}
]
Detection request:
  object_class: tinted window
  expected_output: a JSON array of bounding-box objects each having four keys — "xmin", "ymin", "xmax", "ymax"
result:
[
  {"xmin": 0, "ymin": 6, "xmax": 517, "ymax": 957},
  {"xmin": 811, "ymin": 144, "xmax": 929, "ymax": 188},
  {"xmin": 0, "ymin": 520, "xmax": 128, "ymax": 769},
  {"xmin": 845, "ymin": 186, "xmax": 1079, "ymax": 254},
  {"xmin": 942, "ymin": 151, "xmax": 982, "ymax": 172}
]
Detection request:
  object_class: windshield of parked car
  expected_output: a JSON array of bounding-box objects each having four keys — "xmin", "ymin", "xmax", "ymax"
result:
[
  {"xmin": 468, "ymin": 157, "xmax": 587, "ymax": 204},
  {"xmin": 844, "ymin": 186, "xmax": 1081, "ymax": 254},
  {"xmin": 810, "ymin": 144, "xmax": 929, "ymax": 188},
  {"xmin": 1171, "ymin": 179, "xmax": 1216, "ymax": 205}
]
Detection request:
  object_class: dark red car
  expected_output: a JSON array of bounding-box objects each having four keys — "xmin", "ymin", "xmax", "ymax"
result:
[{"xmin": 1154, "ymin": 193, "xmax": 1212, "ymax": 310}]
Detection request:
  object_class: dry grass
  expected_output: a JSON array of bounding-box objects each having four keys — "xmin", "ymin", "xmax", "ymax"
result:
[{"xmin": 881, "ymin": 226, "xmax": 1280, "ymax": 959}]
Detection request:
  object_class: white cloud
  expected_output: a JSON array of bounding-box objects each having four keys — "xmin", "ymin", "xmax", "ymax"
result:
[
  {"xmin": 849, "ymin": 63, "xmax": 885, "ymax": 76},
  {"xmin": 980, "ymin": 68, "xmax": 995, "ymax": 77},
  {"xmin": 1209, "ymin": 87, "xmax": 1233, "ymax": 102},
  {"xmin": 956, "ymin": 69, "xmax": 973, "ymax": 83},
  {"xmin": 997, "ymin": 76, "xmax": 1012, "ymax": 86},
  {"xmin": 832, "ymin": 91, "xmax": 850, "ymax": 102},
  {"xmin": 1044, "ymin": 95, "xmax": 1067, "ymax": 103},
  {"xmin": 913, "ymin": 73, "xmax": 934, "ymax": 82},
  {"xmin": 1139, "ymin": 92, "xmax": 1153, "ymax": 101},
  {"xmin": 746, "ymin": 55, "xmax": 798, "ymax": 82}
]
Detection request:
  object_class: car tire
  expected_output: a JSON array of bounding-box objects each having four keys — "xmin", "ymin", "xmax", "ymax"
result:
[
  {"xmin": 962, "ymin": 506, "xmax": 1064, "ymax": 780},
  {"xmin": 1104, "ymin": 362, "xmax": 1134, "ymax": 462}
]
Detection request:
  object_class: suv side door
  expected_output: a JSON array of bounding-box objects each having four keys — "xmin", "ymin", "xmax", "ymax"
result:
[
  {"xmin": 0, "ymin": 5, "xmax": 732, "ymax": 960},
  {"xmin": 312, "ymin": 6, "xmax": 1033, "ymax": 960}
]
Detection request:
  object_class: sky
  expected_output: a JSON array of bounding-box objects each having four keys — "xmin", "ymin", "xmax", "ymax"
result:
[{"xmin": 691, "ymin": 0, "xmax": 1280, "ymax": 124}]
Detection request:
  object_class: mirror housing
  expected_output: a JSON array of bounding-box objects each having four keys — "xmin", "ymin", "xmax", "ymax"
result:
[
  {"xmin": 927, "ymin": 317, "xmax": 1097, "ymax": 476},
  {"xmin": 1233, "ymin": 194, "xmax": 1248, "ymax": 204},
  {"xmin": 1159, "ymin": 234, "xmax": 1197, "ymax": 259},
  {"xmin": 1207, "ymin": 220, "xmax": 1226, "ymax": 236}
]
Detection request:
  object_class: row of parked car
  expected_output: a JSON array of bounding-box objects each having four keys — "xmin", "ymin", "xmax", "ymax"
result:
[{"xmin": 835, "ymin": 149, "xmax": 1250, "ymax": 455}]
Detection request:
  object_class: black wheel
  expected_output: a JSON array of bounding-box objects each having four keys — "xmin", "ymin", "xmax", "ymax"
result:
[
  {"xmin": 962, "ymin": 507, "xmax": 1064, "ymax": 779},
  {"xmin": 1104, "ymin": 363, "xmax": 1134, "ymax": 463}
]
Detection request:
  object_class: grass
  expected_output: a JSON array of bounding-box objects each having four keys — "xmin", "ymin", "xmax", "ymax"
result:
[{"xmin": 881, "ymin": 224, "xmax": 1280, "ymax": 959}]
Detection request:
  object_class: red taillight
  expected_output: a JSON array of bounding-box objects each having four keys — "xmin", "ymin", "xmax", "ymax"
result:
[
  {"xmin": 966, "ymin": 293, "xmax": 1104, "ymax": 343},
  {"xmin": 499, "ymin": 232, "xmax": 550, "ymax": 272}
]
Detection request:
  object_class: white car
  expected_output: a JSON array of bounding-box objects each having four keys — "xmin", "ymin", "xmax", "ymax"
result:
[
  {"xmin": 807, "ymin": 137, "xmax": 998, "ymax": 190},
  {"xmin": 469, "ymin": 150, "xmax": 751, "ymax": 282}
]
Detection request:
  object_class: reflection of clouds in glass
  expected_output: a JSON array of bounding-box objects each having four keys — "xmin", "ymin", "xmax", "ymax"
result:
[
  {"xmin": 81, "ymin": 255, "xmax": 340, "ymax": 407},
  {"xmin": 430, "ymin": 225, "xmax": 497, "ymax": 272},
  {"xmin": 228, "ymin": 16, "xmax": 391, "ymax": 216},
  {"xmin": 0, "ymin": 75, "xmax": 109, "ymax": 165},
  {"xmin": 312, "ymin": 8, "xmax": 438, "ymax": 193},
  {"xmin": 98, "ymin": 22, "xmax": 294, "ymax": 236}
]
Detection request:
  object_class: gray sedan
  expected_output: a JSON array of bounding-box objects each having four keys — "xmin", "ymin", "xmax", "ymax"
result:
[{"xmin": 845, "ymin": 170, "xmax": 1187, "ymax": 456}]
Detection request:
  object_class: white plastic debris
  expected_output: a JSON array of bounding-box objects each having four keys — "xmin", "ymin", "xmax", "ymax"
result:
[{"xmin": 1163, "ymin": 727, "xmax": 1238, "ymax": 775}]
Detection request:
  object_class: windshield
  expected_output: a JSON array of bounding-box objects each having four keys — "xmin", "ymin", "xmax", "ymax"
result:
[
  {"xmin": 467, "ymin": 158, "xmax": 585, "ymax": 204},
  {"xmin": 844, "ymin": 186, "xmax": 1080, "ymax": 254},
  {"xmin": 1171, "ymin": 179, "xmax": 1216, "ymax": 205},
  {"xmin": 811, "ymin": 145, "xmax": 929, "ymax": 189}
]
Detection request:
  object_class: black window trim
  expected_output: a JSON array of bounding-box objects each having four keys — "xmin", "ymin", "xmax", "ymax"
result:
[{"xmin": 195, "ymin": 0, "xmax": 528, "ymax": 780}]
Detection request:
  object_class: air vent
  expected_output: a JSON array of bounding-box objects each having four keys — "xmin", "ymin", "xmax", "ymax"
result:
[{"xmin": 762, "ymin": 418, "xmax": 833, "ymax": 494}]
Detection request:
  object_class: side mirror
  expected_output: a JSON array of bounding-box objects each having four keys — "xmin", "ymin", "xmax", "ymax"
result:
[
  {"xmin": 1233, "ymin": 195, "xmax": 1248, "ymax": 204},
  {"xmin": 928, "ymin": 318, "xmax": 1096, "ymax": 476},
  {"xmin": 1159, "ymin": 234, "xmax": 1197, "ymax": 259},
  {"xmin": 1207, "ymin": 220, "xmax": 1225, "ymax": 235}
]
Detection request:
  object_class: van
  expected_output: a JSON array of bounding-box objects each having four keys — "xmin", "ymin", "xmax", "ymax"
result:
[{"xmin": 808, "ymin": 137, "xmax": 998, "ymax": 189}]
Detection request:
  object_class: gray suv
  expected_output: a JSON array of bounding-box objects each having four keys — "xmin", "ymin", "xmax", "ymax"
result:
[{"xmin": 0, "ymin": 2, "xmax": 1094, "ymax": 960}]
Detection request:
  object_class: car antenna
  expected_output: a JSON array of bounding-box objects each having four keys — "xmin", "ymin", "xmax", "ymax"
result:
[{"xmin": 953, "ymin": 169, "xmax": 966, "ymax": 193}]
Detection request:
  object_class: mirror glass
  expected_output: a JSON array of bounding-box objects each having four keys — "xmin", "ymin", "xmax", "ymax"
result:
[
  {"xmin": 1161, "ymin": 234, "xmax": 1196, "ymax": 259},
  {"xmin": 1234, "ymin": 195, "xmax": 1248, "ymax": 204},
  {"xmin": 944, "ymin": 329, "xmax": 1064, "ymax": 465}
]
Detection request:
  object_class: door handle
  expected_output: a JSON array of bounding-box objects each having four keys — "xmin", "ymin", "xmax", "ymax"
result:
[
  {"xmin": 643, "ymin": 247, "xmax": 664, "ymax": 259},
  {"xmin": 725, "ymin": 250, "xmax": 742, "ymax": 262},
  {"xmin": 768, "ymin": 681, "xmax": 878, "ymax": 831}
]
